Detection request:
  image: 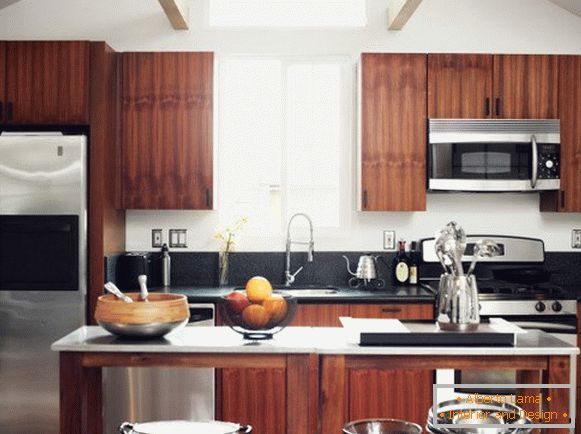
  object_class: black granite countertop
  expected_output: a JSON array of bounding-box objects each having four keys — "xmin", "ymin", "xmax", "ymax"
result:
[{"xmin": 152, "ymin": 284, "xmax": 436, "ymax": 304}]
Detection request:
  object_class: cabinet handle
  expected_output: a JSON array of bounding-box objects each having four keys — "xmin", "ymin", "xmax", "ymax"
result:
[
  {"xmin": 381, "ymin": 308, "xmax": 402, "ymax": 314},
  {"xmin": 205, "ymin": 188, "xmax": 211, "ymax": 208},
  {"xmin": 6, "ymin": 102, "xmax": 13, "ymax": 121},
  {"xmin": 560, "ymin": 190, "xmax": 565, "ymax": 209},
  {"xmin": 363, "ymin": 189, "xmax": 368, "ymax": 209},
  {"xmin": 495, "ymin": 98, "xmax": 501, "ymax": 117},
  {"xmin": 485, "ymin": 98, "xmax": 490, "ymax": 116}
]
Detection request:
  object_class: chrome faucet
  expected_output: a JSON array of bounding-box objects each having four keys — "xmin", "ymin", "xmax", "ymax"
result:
[{"xmin": 284, "ymin": 213, "xmax": 315, "ymax": 287}]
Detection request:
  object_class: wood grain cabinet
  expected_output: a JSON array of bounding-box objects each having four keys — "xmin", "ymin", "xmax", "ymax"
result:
[
  {"xmin": 348, "ymin": 303, "xmax": 434, "ymax": 427},
  {"xmin": 121, "ymin": 52, "xmax": 213, "ymax": 209},
  {"xmin": 541, "ymin": 55, "xmax": 581, "ymax": 212},
  {"xmin": 360, "ymin": 53, "xmax": 427, "ymax": 212},
  {"xmin": 428, "ymin": 53, "xmax": 558, "ymax": 119},
  {"xmin": 0, "ymin": 41, "xmax": 90, "ymax": 125},
  {"xmin": 218, "ymin": 302, "xmax": 434, "ymax": 433}
]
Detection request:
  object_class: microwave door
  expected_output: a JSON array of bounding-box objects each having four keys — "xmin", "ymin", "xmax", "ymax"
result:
[{"xmin": 429, "ymin": 141, "xmax": 534, "ymax": 192}]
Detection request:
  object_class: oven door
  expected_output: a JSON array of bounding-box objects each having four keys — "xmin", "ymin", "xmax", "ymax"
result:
[
  {"xmin": 0, "ymin": 215, "xmax": 79, "ymax": 291},
  {"xmin": 447, "ymin": 315, "xmax": 577, "ymax": 395}
]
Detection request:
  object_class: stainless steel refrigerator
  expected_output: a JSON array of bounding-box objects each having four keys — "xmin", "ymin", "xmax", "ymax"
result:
[{"xmin": 0, "ymin": 132, "xmax": 87, "ymax": 434}]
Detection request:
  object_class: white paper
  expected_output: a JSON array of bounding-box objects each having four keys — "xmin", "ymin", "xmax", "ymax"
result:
[{"xmin": 488, "ymin": 317, "xmax": 527, "ymax": 334}]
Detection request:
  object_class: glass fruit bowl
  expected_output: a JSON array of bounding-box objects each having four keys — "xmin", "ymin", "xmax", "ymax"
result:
[{"xmin": 219, "ymin": 291, "xmax": 297, "ymax": 340}]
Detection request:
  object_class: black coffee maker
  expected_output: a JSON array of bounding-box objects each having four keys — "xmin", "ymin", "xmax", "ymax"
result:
[{"xmin": 116, "ymin": 252, "xmax": 151, "ymax": 290}]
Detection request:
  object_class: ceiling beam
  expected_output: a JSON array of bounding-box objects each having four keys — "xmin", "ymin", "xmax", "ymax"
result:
[
  {"xmin": 0, "ymin": 0, "xmax": 23, "ymax": 10},
  {"xmin": 158, "ymin": 0, "xmax": 189, "ymax": 30},
  {"xmin": 388, "ymin": 0, "xmax": 423, "ymax": 30},
  {"xmin": 547, "ymin": 0, "xmax": 581, "ymax": 18}
]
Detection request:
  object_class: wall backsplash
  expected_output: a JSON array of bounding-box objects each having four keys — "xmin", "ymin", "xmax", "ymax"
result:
[{"xmin": 126, "ymin": 193, "xmax": 581, "ymax": 252}]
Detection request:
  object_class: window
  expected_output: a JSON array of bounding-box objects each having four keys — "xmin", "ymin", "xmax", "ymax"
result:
[
  {"xmin": 209, "ymin": 0, "xmax": 367, "ymax": 28},
  {"xmin": 217, "ymin": 56, "xmax": 353, "ymax": 234}
]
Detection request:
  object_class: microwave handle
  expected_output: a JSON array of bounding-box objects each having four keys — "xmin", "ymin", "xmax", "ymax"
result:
[{"xmin": 530, "ymin": 134, "xmax": 538, "ymax": 189}]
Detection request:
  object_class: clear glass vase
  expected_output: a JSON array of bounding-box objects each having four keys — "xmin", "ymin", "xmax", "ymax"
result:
[{"xmin": 219, "ymin": 251, "xmax": 229, "ymax": 286}]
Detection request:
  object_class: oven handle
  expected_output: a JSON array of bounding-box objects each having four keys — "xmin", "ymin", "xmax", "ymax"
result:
[
  {"xmin": 530, "ymin": 134, "xmax": 538, "ymax": 189},
  {"xmin": 509, "ymin": 321, "xmax": 576, "ymax": 333}
]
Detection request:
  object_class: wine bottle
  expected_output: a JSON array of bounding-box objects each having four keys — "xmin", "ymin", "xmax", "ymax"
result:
[
  {"xmin": 409, "ymin": 241, "xmax": 419, "ymax": 285},
  {"xmin": 392, "ymin": 240, "xmax": 410, "ymax": 285}
]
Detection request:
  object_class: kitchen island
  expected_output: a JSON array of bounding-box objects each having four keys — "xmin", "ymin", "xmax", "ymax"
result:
[{"xmin": 52, "ymin": 326, "xmax": 578, "ymax": 434}]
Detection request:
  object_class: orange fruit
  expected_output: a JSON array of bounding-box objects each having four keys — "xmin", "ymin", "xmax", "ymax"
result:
[
  {"xmin": 245, "ymin": 276, "xmax": 273, "ymax": 303},
  {"xmin": 262, "ymin": 294, "xmax": 288, "ymax": 323},
  {"xmin": 241, "ymin": 304, "xmax": 270, "ymax": 329}
]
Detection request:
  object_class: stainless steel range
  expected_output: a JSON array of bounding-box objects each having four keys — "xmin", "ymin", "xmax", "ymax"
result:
[{"xmin": 420, "ymin": 235, "xmax": 577, "ymax": 394}]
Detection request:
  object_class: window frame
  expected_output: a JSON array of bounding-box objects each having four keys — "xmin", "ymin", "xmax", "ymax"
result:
[{"xmin": 215, "ymin": 54, "xmax": 356, "ymax": 239}]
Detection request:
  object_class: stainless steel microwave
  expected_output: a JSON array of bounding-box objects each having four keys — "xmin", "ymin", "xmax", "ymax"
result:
[{"xmin": 428, "ymin": 119, "xmax": 560, "ymax": 192}]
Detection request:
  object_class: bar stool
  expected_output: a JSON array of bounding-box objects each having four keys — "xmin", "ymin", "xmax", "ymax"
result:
[
  {"xmin": 119, "ymin": 420, "xmax": 252, "ymax": 434},
  {"xmin": 343, "ymin": 418, "xmax": 422, "ymax": 434}
]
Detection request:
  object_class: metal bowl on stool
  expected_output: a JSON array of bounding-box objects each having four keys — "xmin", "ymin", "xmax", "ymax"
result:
[
  {"xmin": 119, "ymin": 421, "xmax": 252, "ymax": 434},
  {"xmin": 343, "ymin": 418, "xmax": 423, "ymax": 434}
]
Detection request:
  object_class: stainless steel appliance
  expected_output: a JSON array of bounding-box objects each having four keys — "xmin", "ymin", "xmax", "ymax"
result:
[
  {"xmin": 428, "ymin": 119, "xmax": 560, "ymax": 192},
  {"xmin": 0, "ymin": 132, "xmax": 87, "ymax": 434},
  {"xmin": 103, "ymin": 303, "xmax": 216, "ymax": 434},
  {"xmin": 421, "ymin": 235, "xmax": 577, "ymax": 396}
]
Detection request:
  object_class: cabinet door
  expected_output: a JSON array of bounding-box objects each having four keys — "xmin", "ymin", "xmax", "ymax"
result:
[
  {"xmin": 122, "ymin": 52, "xmax": 213, "ymax": 209},
  {"xmin": 4, "ymin": 41, "xmax": 89, "ymax": 124},
  {"xmin": 493, "ymin": 55, "xmax": 558, "ymax": 119},
  {"xmin": 220, "ymin": 367, "xmax": 286, "ymax": 434},
  {"xmin": 349, "ymin": 303, "xmax": 433, "ymax": 320},
  {"xmin": 348, "ymin": 303, "xmax": 434, "ymax": 427},
  {"xmin": 361, "ymin": 53, "xmax": 426, "ymax": 211},
  {"xmin": 556, "ymin": 56, "xmax": 581, "ymax": 212},
  {"xmin": 290, "ymin": 303, "xmax": 350, "ymax": 326},
  {"xmin": 428, "ymin": 54, "xmax": 492, "ymax": 119},
  {"xmin": 0, "ymin": 42, "xmax": 5, "ymax": 124}
]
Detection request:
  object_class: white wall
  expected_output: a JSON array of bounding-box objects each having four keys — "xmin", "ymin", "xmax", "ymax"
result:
[{"xmin": 1, "ymin": 0, "xmax": 580, "ymax": 252}]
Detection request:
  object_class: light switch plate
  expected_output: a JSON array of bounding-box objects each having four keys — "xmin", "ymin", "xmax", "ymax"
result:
[
  {"xmin": 383, "ymin": 230, "xmax": 396, "ymax": 250},
  {"xmin": 151, "ymin": 229, "xmax": 163, "ymax": 248},
  {"xmin": 169, "ymin": 229, "xmax": 188, "ymax": 248},
  {"xmin": 572, "ymin": 229, "xmax": 581, "ymax": 248}
]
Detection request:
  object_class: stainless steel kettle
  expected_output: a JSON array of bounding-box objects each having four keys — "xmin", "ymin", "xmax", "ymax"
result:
[{"xmin": 342, "ymin": 255, "xmax": 385, "ymax": 289}]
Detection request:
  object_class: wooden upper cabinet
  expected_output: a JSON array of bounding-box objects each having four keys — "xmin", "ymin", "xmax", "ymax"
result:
[
  {"xmin": 3, "ymin": 41, "xmax": 90, "ymax": 124},
  {"xmin": 121, "ymin": 52, "xmax": 213, "ymax": 209},
  {"xmin": 360, "ymin": 53, "xmax": 427, "ymax": 212},
  {"xmin": 428, "ymin": 54, "xmax": 493, "ymax": 119},
  {"xmin": 428, "ymin": 54, "xmax": 558, "ymax": 120},
  {"xmin": 542, "ymin": 56, "xmax": 581, "ymax": 212},
  {"xmin": 0, "ymin": 42, "xmax": 5, "ymax": 124},
  {"xmin": 493, "ymin": 55, "xmax": 558, "ymax": 119}
]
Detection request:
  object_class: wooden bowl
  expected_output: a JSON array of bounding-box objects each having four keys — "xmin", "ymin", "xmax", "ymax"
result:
[{"xmin": 95, "ymin": 293, "xmax": 190, "ymax": 338}]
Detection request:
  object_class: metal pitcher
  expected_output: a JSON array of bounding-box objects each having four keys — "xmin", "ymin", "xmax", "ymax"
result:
[
  {"xmin": 343, "ymin": 254, "xmax": 379, "ymax": 281},
  {"xmin": 436, "ymin": 273, "xmax": 480, "ymax": 331}
]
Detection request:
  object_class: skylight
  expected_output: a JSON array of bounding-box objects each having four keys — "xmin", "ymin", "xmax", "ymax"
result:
[{"xmin": 209, "ymin": 0, "xmax": 367, "ymax": 28}]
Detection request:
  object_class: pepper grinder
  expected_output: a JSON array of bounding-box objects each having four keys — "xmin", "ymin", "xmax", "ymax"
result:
[{"xmin": 161, "ymin": 243, "xmax": 171, "ymax": 287}]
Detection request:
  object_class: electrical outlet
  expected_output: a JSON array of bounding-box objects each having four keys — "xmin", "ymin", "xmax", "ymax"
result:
[
  {"xmin": 572, "ymin": 229, "xmax": 581, "ymax": 248},
  {"xmin": 151, "ymin": 229, "xmax": 163, "ymax": 248},
  {"xmin": 169, "ymin": 229, "xmax": 188, "ymax": 248},
  {"xmin": 383, "ymin": 230, "xmax": 396, "ymax": 250}
]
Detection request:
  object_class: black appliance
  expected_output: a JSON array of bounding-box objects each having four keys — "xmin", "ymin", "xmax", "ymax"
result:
[{"xmin": 116, "ymin": 252, "xmax": 151, "ymax": 290}]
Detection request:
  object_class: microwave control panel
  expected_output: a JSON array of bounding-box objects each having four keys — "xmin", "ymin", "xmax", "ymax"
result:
[{"xmin": 537, "ymin": 144, "xmax": 560, "ymax": 179}]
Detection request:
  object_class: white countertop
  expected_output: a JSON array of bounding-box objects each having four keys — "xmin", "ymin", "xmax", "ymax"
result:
[{"xmin": 51, "ymin": 326, "xmax": 579, "ymax": 356}]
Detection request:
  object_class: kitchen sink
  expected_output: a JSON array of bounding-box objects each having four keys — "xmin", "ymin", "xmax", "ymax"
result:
[{"xmin": 278, "ymin": 288, "xmax": 339, "ymax": 296}]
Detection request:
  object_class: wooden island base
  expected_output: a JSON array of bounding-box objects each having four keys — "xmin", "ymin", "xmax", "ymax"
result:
[{"xmin": 53, "ymin": 327, "xmax": 577, "ymax": 434}]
